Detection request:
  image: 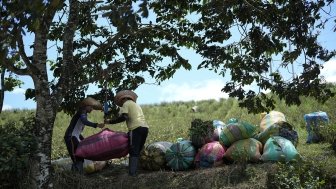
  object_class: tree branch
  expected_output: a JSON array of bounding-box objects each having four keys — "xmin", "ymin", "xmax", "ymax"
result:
[
  {"xmin": 52, "ymin": 0, "xmax": 79, "ymax": 107},
  {"xmin": 44, "ymin": 0, "xmax": 64, "ymax": 25},
  {"xmin": 78, "ymin": 61, "xmax": 122, "ymax": 86},
  {"xmin": 1, "ymin": 56, "xmax": 30, "ymax": 75},
  {"xmin": 17, "ymin": 32, "xmax": 33, "ymax": 67}
]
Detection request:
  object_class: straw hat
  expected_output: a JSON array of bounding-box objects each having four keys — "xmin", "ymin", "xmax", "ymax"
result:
[
  {"xmin": 114, "ymin": 90, "xmax": 138, "ymax": 106},
  {"xmin": 79, "ymin": 97, "xmax": 102, "ymax": 110}
]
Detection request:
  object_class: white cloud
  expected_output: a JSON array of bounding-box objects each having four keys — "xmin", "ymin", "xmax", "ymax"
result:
[
  {"xmin": 2, "ymin": 104, "xmax": 12, "ymax": 110},
  {"xmin": 12, "ymin": 88, "xmax": 26, "ymax": 94},
  {"xmin": 159, "ymin": 79, "xmax": 229, "ymax": 102},
  {"xmin": 321, "ymin": 59, "xmax": 336, "ymax": 83}
]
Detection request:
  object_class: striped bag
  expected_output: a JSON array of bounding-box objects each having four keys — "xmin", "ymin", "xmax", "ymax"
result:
[{"xmin": 219, "ymin": 121, "xmax": 258, "ymax": 147}]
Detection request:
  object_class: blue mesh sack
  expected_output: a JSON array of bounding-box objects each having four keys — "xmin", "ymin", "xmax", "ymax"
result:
[{"xmin": 304, "ymin": 111, "xmax": 329, "ymax": 144}]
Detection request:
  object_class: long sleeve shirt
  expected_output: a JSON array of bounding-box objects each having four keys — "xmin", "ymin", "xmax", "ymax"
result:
[{"xmin": 64, "ymin": 111, "xmax": 98, "ymax": 141}]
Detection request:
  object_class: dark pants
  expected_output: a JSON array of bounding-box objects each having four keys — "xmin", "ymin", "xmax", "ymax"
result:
[
  {"xmin": 64, "ymin": 136, "xmax": 84, "ymax": 163},
  {"xmin": 128, "ymin": 126, "xmax": 148, "ymax": 158}
]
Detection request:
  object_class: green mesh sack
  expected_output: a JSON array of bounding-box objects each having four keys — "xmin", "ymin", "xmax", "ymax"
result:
[
  {"xmin": 255, "ymin": 124, "xmax": 280, "ymax": 144},
  {"xmin": 140, "ymin": 141, "xmax": 173, "ymax": 171},
  {"xmin": 165, "ymin": 140, "xmax": 196, "ymax": 171},
  {"xmin": 224, "ymin": 138, "xmax": 263, "ymax": 163},
  {"xmin": 255, "ymin": 121, "xmax": 298, "ymax": 147}
]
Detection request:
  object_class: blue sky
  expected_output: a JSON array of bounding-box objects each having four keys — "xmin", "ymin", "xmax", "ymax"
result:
[
  {"xmin": 4, "ymin": 54, "xmax": 336, "ymax": 110},
  {"xmin": 3, "ymin": 5, "xmax": 336, "ymax": 110}
]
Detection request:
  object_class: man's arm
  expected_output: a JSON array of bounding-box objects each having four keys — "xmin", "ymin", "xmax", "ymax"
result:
[
  {"xmin": 80, "ymin": 113, "xmax": 98, "ymax": 128},
  {"xmin": 107, "ymin": 113, "xmax": 128, "ymax": 124}
]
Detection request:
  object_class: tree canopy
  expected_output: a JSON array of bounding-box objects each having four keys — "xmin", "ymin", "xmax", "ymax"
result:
[
  {"xmin": 1, "ymin": 0, "xmax": 336, "ymax": 188},
  {"xmin": 2, "ymin": 0, "xmax": 335, "ymax": 114}
]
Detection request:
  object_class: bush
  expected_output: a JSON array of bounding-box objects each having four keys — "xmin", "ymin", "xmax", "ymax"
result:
[
  {"xmin": 0, "ymin": 113, "xmax": 37, "ymax": 188},
  {"xmin": 268, "ymin": 160, "xmax": 326, "ymax": 189},
  {"xmin": 320, "ymin": 125, "xmax": 336, "ymax": 150}
]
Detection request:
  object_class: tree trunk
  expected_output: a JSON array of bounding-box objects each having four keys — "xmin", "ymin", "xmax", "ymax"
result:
[
  {"xmin": 29, "ymin": 27, "xmax": 59, "ymax": 187},
  {"xmin": 0, "ymin": 68, "xmax": 5, "ymax": 113},
  {"xmin": 29, "ymin": 81, "xmax": 58, "ymax": 188}
]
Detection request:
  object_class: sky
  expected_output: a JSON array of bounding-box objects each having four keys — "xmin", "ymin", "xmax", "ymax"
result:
[
  {"xmin": 3, "ymin": 4, "xmax": 336, "ymax": 110},
  {"xmin": 4, "ymin": 56, "xmax": 336, "ymax": 110}
]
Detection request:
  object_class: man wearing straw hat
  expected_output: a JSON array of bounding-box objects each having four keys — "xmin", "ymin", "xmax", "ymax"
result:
[
  {"xmin": 105, "ymin": 90, "xmax": 149, "ymax": 176},
  {"xmin": 64, "ymin": 97, "xmax": 105, "ymax": 174}
]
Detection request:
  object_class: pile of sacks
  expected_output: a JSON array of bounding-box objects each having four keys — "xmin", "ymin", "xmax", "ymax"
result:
[
  {"xmin": 65, "ymin": 111, "xmax": 300, "ymax": 172},
  {"xmin": 140, "ymin": 111, "xmax": 300, "ymax": 171}
]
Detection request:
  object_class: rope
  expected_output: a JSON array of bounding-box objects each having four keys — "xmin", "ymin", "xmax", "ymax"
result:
[{"xmin": 102, "ymin": 71, "xmax": 110, "ymax": 120}]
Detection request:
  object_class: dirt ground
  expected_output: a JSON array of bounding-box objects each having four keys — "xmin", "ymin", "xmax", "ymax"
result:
[{"xmin": 53, "ymin": 161, "xmax": 278, "ymax": 189}]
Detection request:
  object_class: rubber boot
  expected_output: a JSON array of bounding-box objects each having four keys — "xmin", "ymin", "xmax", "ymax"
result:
[
  {"xmin": 77, "ymin": 161, "xmax": 84, "ymax": 174},
  {"xmin": 129, "ymin": 157, "xmax": 138, "ymax": 176},
  {"xmin": 71, "ymin": 163, "xmax": 77, "ymax": 172},
  {"xmin": 72, "ymin": 161, "xmax": 84, "ymax": 175}
]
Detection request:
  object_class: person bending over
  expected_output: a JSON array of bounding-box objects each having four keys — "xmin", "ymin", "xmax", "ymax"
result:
[
  {"xmin": 64, "ymin": 97, "xmax": 104, "ymax": 174},
  {"xmin": 105, "ymin": 90, "xmax": 149, "ymax": 176}
]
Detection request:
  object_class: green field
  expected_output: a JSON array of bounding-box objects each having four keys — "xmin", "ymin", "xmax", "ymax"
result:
[
  {"xmin": 1, "ymin": 96, "xmax": 336, "ymax": 188},
  {"xmin": 50, "ymin": 96, "xmax": 335, "ymax": 158}
]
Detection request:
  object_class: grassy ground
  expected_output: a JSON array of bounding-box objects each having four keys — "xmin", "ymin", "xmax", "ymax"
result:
[
  {"xmin": 52, "ymin": 126, "xmax": 336, "ymax": 189},
  {"xmin": 49, "ymin": 97, "xmax": 336, "ymax": 189},
  {"xmin": 54, "ymin": 163, "xmax": 278, "ymax": 189},
  {"xmin": 2, "ymin": 96, "xmax": 336, "ymax": 188}
]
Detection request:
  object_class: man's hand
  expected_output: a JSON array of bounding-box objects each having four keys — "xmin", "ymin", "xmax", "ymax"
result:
[
  {"xmin": 104, "ymin": 119, "xmax": 111, "ymax": 124},
  {"xmin": 97, "ymin": 123, "xmax": 105, "ymax": 128}
]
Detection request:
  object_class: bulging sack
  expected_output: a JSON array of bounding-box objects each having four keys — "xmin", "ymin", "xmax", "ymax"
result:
[
  {"xmin": 165, "ymin": 140, "xmax": 196, "ymax": 171},
  {"xmin": 195, "ymin": 141, "xmax": 225, "ymax": 168},
  {"xmin": 261, "ymin": 136, "xmax": 300, "ymax": 162},
  {"xmin": 255, "ymin": 121, "xmax": 298, "ymax": 147},
  {"xmin": 224, "ymin": 138, "xmax": 263, "ymax": 163},
  {"xmin": 140, "ymin": 141, "xmax": 173, "ymax": 171},
  {"xmin": 83, "ymin": 159, "xmax": 107, "ymax": 174},
  {"xmin": 75, "ymin": 128, "xmax": 129, "ymax": 161},
  {"xmin": 219, "ymin": 121, "xmax": 258, "ymax": 147},
  {"xmin": 260, "ymin": 111, "xmax": 286, "ymax": 132}
]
